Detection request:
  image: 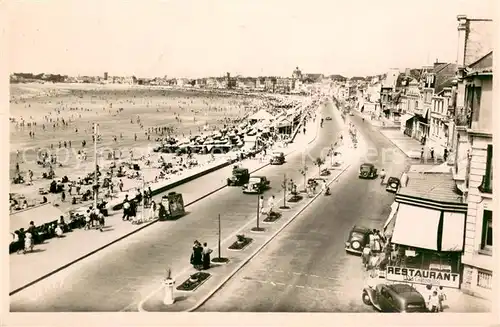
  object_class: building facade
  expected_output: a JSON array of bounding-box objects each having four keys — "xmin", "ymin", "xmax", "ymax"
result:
[{"xmin": 452, "ymin": 15, "xmax": 494, "ymax": 300}]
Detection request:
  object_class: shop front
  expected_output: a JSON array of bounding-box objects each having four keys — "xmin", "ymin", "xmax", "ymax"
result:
[{"xmin": 382, "ymin": 171, "xmax": 468, "ymax": 290}]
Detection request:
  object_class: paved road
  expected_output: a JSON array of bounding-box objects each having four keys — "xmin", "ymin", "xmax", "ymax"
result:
[
  {"xmin": 195, "ymin": 114, "xmax": 412, "ymax": 312},
  {"xmin": 10, "ymin": 100, "xmax": 341, "ymax": 312}
]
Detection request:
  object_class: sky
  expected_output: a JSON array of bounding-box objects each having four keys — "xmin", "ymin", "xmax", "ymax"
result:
[{"xmin": 8, "ymin": 0, "xmax": 496, "ymax": 78}]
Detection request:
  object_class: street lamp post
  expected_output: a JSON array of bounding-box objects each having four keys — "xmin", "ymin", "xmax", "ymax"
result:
[{"xmin": 141, "ymin": 173, "xmax": 145, "ymax": 223}]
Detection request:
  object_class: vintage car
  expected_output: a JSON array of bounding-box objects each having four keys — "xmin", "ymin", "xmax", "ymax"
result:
[
  {"xmin": 349, "ymin": 112, "xmax": 354, "ymax": 116},
  {"xmin": 345, "ymin": 225, "xmax": 371, "ymax": 255},
  {"xmin": 325, "ymin": 116, "xmax": 332, "ymax": 120},
  {"xmin": 243, "ymin": 176, "xmax": 270, "ymax": 194},
  {"xmin": 359, "ymin": 163, "xmax": 378, "ymax": 179},
  {"xmin": 386, "ymin": 177, "xmax": 401, "ymax": 193},
  {"xmin": 270, "ymin": 152, "xmax": 285, "ymax": 165},
  {"xmin": 362, "ymin": 283, "xmax": 428, "ymax": 313},
  {"xmin": 227, "ymin": 166, "xmax": 250, "ymax": 186}
]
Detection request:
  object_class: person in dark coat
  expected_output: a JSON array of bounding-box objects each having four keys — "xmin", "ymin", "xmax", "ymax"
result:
[
  {"xmin": 202, "ymin": 242, "xmax": 213, "ymax": 270},
  {"xmin": 158, "ymin": 203, "xmax": 168, "ymax": 220},
  {"xmin": 190, "ymin": 240, "xmax": 203, "ymax": 270}
]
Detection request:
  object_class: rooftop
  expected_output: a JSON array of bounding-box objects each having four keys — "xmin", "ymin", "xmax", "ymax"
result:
[{"xmin": 398, "ymin": 168, "xmax": 464, "ymax": 204}]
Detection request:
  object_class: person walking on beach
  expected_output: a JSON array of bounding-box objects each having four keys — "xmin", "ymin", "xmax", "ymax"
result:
[{"xmin": 202, "ymin": 242, "xmax": 213, "ymax": 270}]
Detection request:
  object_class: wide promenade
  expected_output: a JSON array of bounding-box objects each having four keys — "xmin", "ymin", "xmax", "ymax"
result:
[{"xmin": 9, "ymin": 101, "xmax": 323, "ymax": 311}]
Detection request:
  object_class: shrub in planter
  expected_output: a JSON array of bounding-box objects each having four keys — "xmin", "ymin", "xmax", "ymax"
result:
[
  {"xmin": 228, "ymin": 234, "xmax": 253, "ymax": 250},
  {"xmin": 176, "ymin": 272, "xmax": 211, "ymax": 291},
  {"xmin": 263, "ymin": 211, "xmax": 282, "ymax": 222}
]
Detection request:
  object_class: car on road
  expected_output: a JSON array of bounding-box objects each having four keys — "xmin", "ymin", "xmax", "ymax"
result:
[
  {"xmin": 345, "ymin": 225, "xmax": 371, "ymax": 254},
  {"xmin": 359, "ymin": 163, "xmax": 378, "ymax": 179},
  {"xmin": 362, "ymin": 283, "xmax": 428, "ymax": 312},
  {"xmin": 270, "ymin": 152, "xmax": 285, "ymax": 165},
  {"xmin": 325, "ymin": 116, "xmax": 332, "ymax": 120},
  {"xmin": 243, "ymin": 176, "xmax": 270, "ymax": 194},
  {"xmin": 349, "ymin": 112, "xmax": 354, "ymax": 116},
  {"xmin": 385, "ymin": 177, "xmax": 401, "ymax": 193},
  {"xmin": 227, "ymin": 166, "xmax": 250, "ymax": 186}
]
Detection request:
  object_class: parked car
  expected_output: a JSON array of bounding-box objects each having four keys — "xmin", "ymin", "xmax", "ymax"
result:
[
  {"xmin": 362, "ymin": 283, "xmax": 428, "ymax": 313},
  {"xmin": 345, "ymin": 225, "xmax": 371, "ymax": 254},
  {"xmin": 243, "ymin": 176, "xmax": 270, "ymax": 194},
  {"xmin": 349, "ymin": 112, "xmax": 354, "ymax": 116},
  {"xmin": 227, "ymin": 166, "xmax": 250, "ymax": 186},
  {"xmin": 359, "ymin": 163, "xmax": 378, "ymax": 179},
  {"xmin": 325, "ymin": 116, "xmax": 332, "ymax": 120},
  {"xmin": 386, "ymin": 177, "xmax": 401, "ymax": 193},
  {"xmin": 270, "ymin": 152, "xmax": 285, "ymax": 165}
]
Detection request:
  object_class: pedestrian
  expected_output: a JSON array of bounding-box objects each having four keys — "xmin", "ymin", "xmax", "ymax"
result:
[
  {"xmin": 149, "ymin": 200, "xmax": 157, "ymax": 221},
  {"xmin": 443, "ymin": 148, "xmax": 448, "ymax": 162},
  {"xmin": 428, "ymin": 290, "xmax": 440, "ymax": 312},
  {"xmin": 61, "ymin": 191, "xmax": 66, "ymax": 202},
  {"xmin": 430, "ymin": 147, "xmax": 434, "ymax": 160},
  {"xmin": 24, "ymin": 232, "xmax": 34, "ymax": 253},
  {"xmin": 379, "ymin": 168, "xmax": 386, "ymax": 184},
  {"xmin": 119, "ymin": 179, "xmax": 124, "ymax": 192},
  {"xmin": 123, "ymin": 200, "xmax": 130, "ymax": 221},
  {"xmin": 362, "ymin": 245, "xmax": 371, "ymax": 269},
  {"xmin": 259, "ymin": 195, "xmax": 266, "ymax": 215},
  {"xmin": 98, "ymin": 212, "xmax": 105, "ymax": 232},
  {"xmin": 420, "ymin": 147, "xmax": 424, "ymax": 163},
  {"xmin": 190, "ymin": 240, "xmax": 203, "ymax": 270},
  {"xmin": 267, "ymin": 195, "xmax": 275, "ymax": 215},
  {"xmin": 438, "ymin": 286, "xmax": 447, "ymax": 312},
  {"xmin": 202, "ymin": 242, "xmax": 213, "ymax": 270}
]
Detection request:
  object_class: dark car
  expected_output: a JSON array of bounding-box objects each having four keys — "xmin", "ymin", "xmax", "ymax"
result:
[
  {"xmin": 227, "ymin": 166, "xmax": 250, "ymax": 186},
  {"xmin": 345, "ymin": 225, "xmax": 371, "ymax": 254},
  {"xmin": 325, "ymin": 116, "xmax": 332, "ymax": 120},
  {"xmin": 386, "ymin": 177, "xmax": 401, "ymax": 193},
  {"xmin": 270, "ymin": 152, "xmax": 285, "ymax": 165},
  {"xmin": 243, "ymin": 176, "xmax": 270, "ymax": 194},
  {"xmin": 362, "ymin": 283, "xmax": 428, "ymax": 313},
  {"xmin": 359, "ymin": 163, "xmax": 378, "ymax": 179}
]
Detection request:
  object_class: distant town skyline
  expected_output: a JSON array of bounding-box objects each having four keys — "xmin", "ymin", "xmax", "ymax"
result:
[{"xmin": 9, "ymin": 0, "xmax": 495, "ymax": 78}]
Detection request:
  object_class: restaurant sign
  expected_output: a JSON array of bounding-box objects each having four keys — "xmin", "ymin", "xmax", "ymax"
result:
[{"xmin": 386, "ymin": 266, "xmax": 460, "ymax": 288}]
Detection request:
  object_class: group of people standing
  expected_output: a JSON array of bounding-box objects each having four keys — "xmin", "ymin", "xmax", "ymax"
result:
[{"xmin": 190, "ymin": 240, "xmax": 213, "ymax": 270}]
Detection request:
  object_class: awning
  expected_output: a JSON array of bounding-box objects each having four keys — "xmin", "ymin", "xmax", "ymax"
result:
[
  {"xmin": 441, "ymin": 212, "xmax": 466, "ymax": 251},
  {"xmin": 391, "ymin": 204, "xmax": 441, "ymax": 250},
  {"xmin": 383, "ymin": 202, "xmax": 400, "ymax": 231},
  {"xmin": 400, "ymin": 114, "xmax": 414, "ymax": 124}
]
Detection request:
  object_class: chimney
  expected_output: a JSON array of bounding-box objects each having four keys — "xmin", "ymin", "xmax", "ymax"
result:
[{"xmin": 456, "ymin": 15, "xmax": 469, "ymax": 67}]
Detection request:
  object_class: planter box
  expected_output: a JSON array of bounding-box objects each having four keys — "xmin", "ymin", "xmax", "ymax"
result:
[
  {"xmin": 228, "ymin": 237, "xmax": 253, "ymax": 251},
  {"xmin": 176, "ymin": 272, "xmax": 211, "ymax": 292}
]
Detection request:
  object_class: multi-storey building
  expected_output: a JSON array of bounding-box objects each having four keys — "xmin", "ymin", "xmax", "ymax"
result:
[{"xmin": 452, "ymin": 15, "xmax": 494, "ymax": 300}]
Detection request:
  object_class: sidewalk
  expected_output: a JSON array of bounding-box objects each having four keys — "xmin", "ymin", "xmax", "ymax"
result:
[
  {"xmin": 356, "ymin": 110, "xmax": 399, "ymax": 129},
  {"xmin": 9, "ymin": 110, "xmax": 321, "ymax": 295},
  {"xmin": 140, "ymin": 131, "xmax": 355, "ymax": 312}
]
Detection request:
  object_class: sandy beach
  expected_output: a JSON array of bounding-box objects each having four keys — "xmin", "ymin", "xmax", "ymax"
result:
[{"xmin": 9, "ymin": 83, "xmax": 281, "ymax": 212}]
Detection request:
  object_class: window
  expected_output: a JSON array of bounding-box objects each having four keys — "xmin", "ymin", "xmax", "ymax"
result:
[
  {"xmin": 477, "ymin": 270, "xmax": 492, "ymax": 289},
  {"xmin": 480, "ymin": 210, "xmax": 493, "ymax": 254},
  {"xmin": 479, "ymin": 144, "xmax": 493, "ymax": 194}
]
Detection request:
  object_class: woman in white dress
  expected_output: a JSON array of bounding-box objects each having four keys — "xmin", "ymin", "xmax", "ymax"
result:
[{"xmin": 149, "ymin": 200, "xmax": 157, "ymax": 221}]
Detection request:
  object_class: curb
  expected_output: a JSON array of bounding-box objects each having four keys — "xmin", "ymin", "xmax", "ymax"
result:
[
  {"xmin": 186, "ymin": 163, "xmax": 352, "ymax": 312},
  {"xmin": 136, "ymin": 107, "xmax": 322, "ymax": 312},
  {"xmin": 10, "ymin": 108, "xmax": 321, "ymax": 297}
]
